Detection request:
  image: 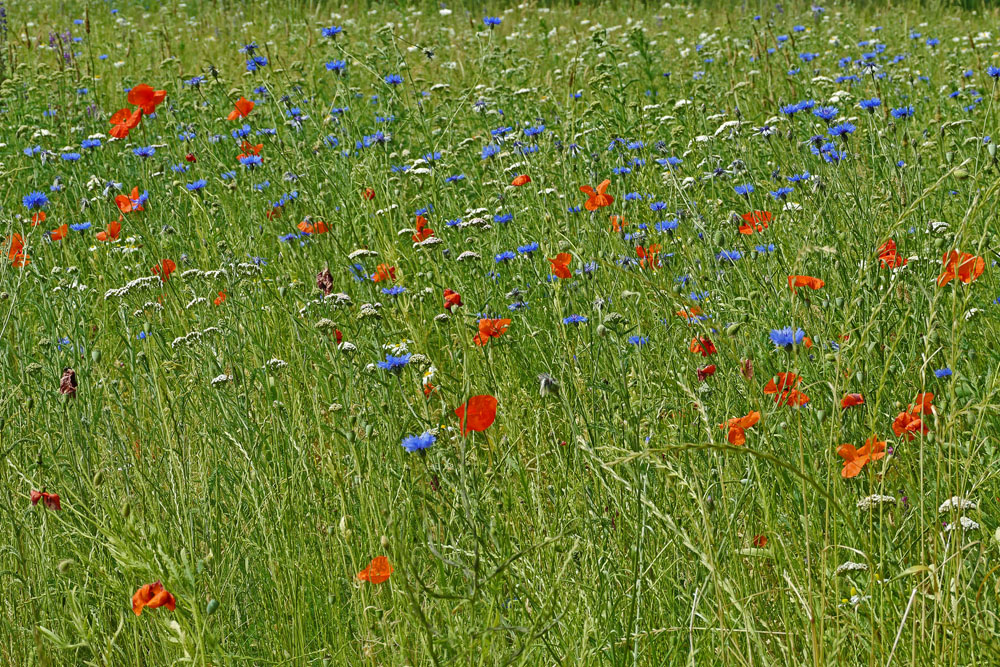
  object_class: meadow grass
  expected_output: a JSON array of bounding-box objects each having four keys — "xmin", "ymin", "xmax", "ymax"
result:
[{"xmin": 3, "ymin": 0, "xmax": 1000, "ymax": 664}]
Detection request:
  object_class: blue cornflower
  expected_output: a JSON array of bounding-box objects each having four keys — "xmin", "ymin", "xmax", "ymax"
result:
[
  {"xmin": 655, "ymin": 219, "xmax": 679, "ymax": 232},
  {"xmin": 321, "ymin": 25, "xmax": 343, "ymax": 38},
  {"xmin": 624, "ymin": 192, "xmax": 641, "ymax": 201},
  {"xmin": 232, "ymin": 124, "xmax": 252, "ymax": 139},
  {"xmin": 246, "ymin": 56, "xmax": 268, "ymax": 72},
  {"xmin": 382, "ymin": 286, "xmax": 406, "ymax": 296},
  {"xmin": 23, "ymin": 191, "xmax": 48, "ymax": 209},
  {"xmin": 493, "ymin": 213, "xmax": 512, "ymax": 224},
  {"xmin": 891, "ymin": 106, "xmax": 915, "ymax": 119},
  {"xmin": 934, "ymin": 368, "xmax": 953, "ymax": 378},
  {"xmin": 70, "ymin": 222, "xmax": 91, "ymax": 232},
  {"xmin": 240, "ymin": 155, "xmax": 263, "ymax": 168},
  {"xmin": 326, "ymin": 60, "xmax": 347, "ymax": 73},
  {"xmin": 377, "ymin": 354, "xmax": 411, "ymax": 372},
  {"xmin": 254, "ymin": 181, "xmax": 270, "ymax": 191},
  {"xmin": 187, "ymin": 179, "xmax": 207, "ymax": 192},
  {"xmin": 517, "ymin": 242, "xmax": 539, "ymax": 254},
  {"xmin": 523, "ymin": 124, "xmax": 545, "ymax": 137},
  {"xmin": 137, "ymin": 331, "xmax": 149, "ymax": 340},
  {"xmin": 483, "ymin": 16, "xmax": 502, "ymax": 27},
  {"xmin": 813, "ymin": 106, "xmax": 839, "ymax": 122},
  {"xmin": 828, "ymin": 122, "xmax": 856, "ymax": 137},
  {"xmin": 171, "ymin": 163, "xmax": 189, "ymax": 173},
  {"xmin": 717, "ymin": 250, "xmax": 742, "ymax": 262},
  {"xmin": 563, "ymin": 315, "xmax": 588, "ymax": 325},
  {"xmin": 239, "ymin": 41, "xmax": 259, "ymax": 55},
  {"xmin": 221, "ymin": 170, "xmax": 236, "ymax": 180},
  {"xmin": 649, "ymin": 201, "xmax": 667, "ymax": 212},
  {"xmin": 755, "ymin": 244, "xmax": 776, "ymax": 253},
  {"xmin": 495, "ymin": 250, "xmax": 516, "ymax": 263},
  {"xmin": 859, "ymin": 97, "xmax": 881, "ymax": 112},
  {"xmin": 184, "ymin": 75, "xmax": 205, "ymax": 87},
  {"xmin": 60, "ymin": 152, "xmax": 82, "ymax": 162},
  {"xmin": 628, "ymin": 336, "xmax": 648, "ymax": 346},
  {"xmin": 734, "ymin": 183, "xmax": 754, "ymax": 196},
  {"xmin": 384, "ymin": 73, "xmax": 403, "ymax": 85},
  {"xmin": 446, "ymin": 174, "xmax": 465, "ymax": 183},
  {"xmin": 770, "ymin": 186, "xmax": 794, "ymax": 199},
  {"xmin": 402, "ymin": 431, "xmax": 435, "ymax": 453},
  {"xmin": 770, "ymin": 327, "xmax": 805, "ymax": 347},
  {"xmin": 133, "ymin": 146, "xmax": 155, "ymax": 158},
  {"xmin": 988, "ymin": 66, "xmax": 1000, "ymax": 79}
]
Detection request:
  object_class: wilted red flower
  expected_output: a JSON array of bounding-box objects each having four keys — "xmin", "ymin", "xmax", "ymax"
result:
[
  {"xmin": 752, "ymin": 535, "xmax": 768, "ymax": 548},
  {"xmin": 357, "ymin": 556, "xmax": 393, "ymax": 584},
  {"xmin": 30, "ymin": 490, "xmax": 61, "ymax": 510},
  {"xmin": 132, "ymin": 581, "xmax": 176, "ymax": 616},
  {"xmin": 455, "ymin": 395, "xmax": 498, "ymax": 434},
  {"xmin": 316, "ymin": 267, "xmax": 334, "ymax": 295},
  {"xmin": 59, "ymin": 367, "xmax": 77, "ymax": 397}
]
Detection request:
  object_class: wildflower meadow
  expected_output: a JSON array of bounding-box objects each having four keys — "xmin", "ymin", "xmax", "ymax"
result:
[{"xmin": 5, "ymin": 0, "xmax": 1000, "ymax": 664}]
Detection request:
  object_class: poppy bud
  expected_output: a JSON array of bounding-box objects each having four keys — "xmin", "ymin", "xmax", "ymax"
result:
[
  {"xmin": 92, "ymin": 469, "xmax": 105, "ymax": 486},
  {"xmin": 380, "ymin": 535, "xmax": 389, "ymax": 549},
  {"xmin": 207, "ymin": 599, "xmax": 220, "ymax": 615},
  {"xmin": 185, "ymin": 153, "xmax": 197, "ymax": 163},
  {"xmin": 989, "ymin": 142, "xmax": 997, "ymax": 159},
  {"xmin": 91, "ymin": 348, "xmax": 101, "ymax": 363}
]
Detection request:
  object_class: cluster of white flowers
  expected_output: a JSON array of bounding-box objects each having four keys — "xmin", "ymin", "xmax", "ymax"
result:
[
  {"xmin": 834, "ymin": 561, "xmax": 868, "ymax": 576},
  {"xmin": 856, "ymin": 495, "xmax": 896, "ymax": 511},
  {"xmin": 939, "ymin": 496, "xmax": 978, "ymax": 513},
  {"xmin": 265, "ymin": 358, "xmax": 288, "ymax": 370},
  {"xmin": 104, "ymin": 275, "xmax": 162, "ymax": 300},
  {"xmin": 299, "ymin": 292, "xmax": 352, "ymax": 315},
  {"xmin": 171, "ymin": 326, "xmax": 222, "ymax": 349},
  {"xmin": 210, "ymin": 373, "xmax": 232, "ymax": 386}
]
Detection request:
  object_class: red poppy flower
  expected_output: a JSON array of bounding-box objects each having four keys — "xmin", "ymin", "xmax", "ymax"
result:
[
  {"xmin": 787, "ymin": 275, "xmax": 825, "ymax": 293},
  {"xmin": 49, "ymin": 224, "xmax": 68, "ymax": 241},
  {"xmin": 837, "ymin": 436, "xmax": 886, "ymax": 479},
  {"xmin": 511, "ymin": 174, "xmax": 531, "ymax": 187},
  {"xmin": 892, "ymin": 411, "xmax": 927, "ymax": 440},
  {"xmin": 937, "ymin": 250, "xmax": 984, "ymax": 286},
  {"xmin": 363, "ymin": 188, "xmax": 376, "ymax": 201},
  {"xmin": 455, "ymin": 395, "xmax": 498, "ymax": 434},
  {"xmin": 764, "ymin": 373, "xmax": 809, "ymax": 406},
  {"xmin": 109, "ymin": 107, "xmax": 142, "ymax": 139},
  {"xmin": 213, "ymin": 291, "xmax": 227, "ymax": 306},
  {"xmin": 115, "ymin": 187, "xmax": 145, "ymax": 214},
  {"xmin": 185, "ymin": 153, "xmax": 197, "ymax": 163},
  {"xmin": 840, "ymin": 393, "xmax": 864, "ymax": 409},
  {"xmin": 910, "ymin": 392, "xmax": 934, "ymax": 415},
  {"xmin": 96, "ymin": 220, "xmax": 122, "ymax": 242},
  {"xmin": 371, "ymin": 264, "xmax": 396, "ymax": 282},
  {"xmin": 718, "ymin": 410, "xmax": 760, "ymax": 446},
  {"xmin": 677, "ymin": 305, "xmax": 703, "ymax": 321},
  {"xmin": 548, "ymin": 253, "xmax": 572, "ymax": 279},
  {"xmin": 474, "ymin": 318, "xmax": 510, "ymax": 346},
  {"xmin": 738, "ymin": 210, "xmax": 771, "ymax": 235},
  {"xmin": 31, "ymin": 211, "xmax": 46, "ymax": 225},
  {"xmin": 697, "ymin": 364, "xmax": 717, "ymax": 382},
  {"xmin": 877, "ymin": 239, "xmax": 908, "ymax": 269},
  {"xmin": 227, "ymin": 96, "xmax": 255, "ymax": 121},
  {"xmin": 7, "ymin": 233, "xmax": 29, "ymax": 267},
  {"xmin": 411, "ymin": 215, "xmax": 434, "ymax": 242},
  {"xmin": 610, "ymin": 215, "xmax": 627, "ymax": 232},
  {"xmin": 127, "ymin": 84, "xmax": 167, "ymax": 114},
  {"xmin": 152, "ymin": 259, "xmax": 176, "ymax": 281},
  {"xmin": 30, "ymin": 490, "xmax": 61, "ymax": 510},
  {"xmin": 443, "ymin": 288, "xmax": 462, "ymax": 311},
  {"xmin": 580, "ymin": 179, "xmax": 613, "ymax": 211},
  {"xmin": 357, "ymin": 556, "xmax": 393, "ymax": 584},
  {"xmin": 752, "ymin": 535, "xmax": 768, "ymax": 548},
  {"xmin": 297, "ymin": 220, "xmax": 329, "ymax": 235},
  {"xmin": 132, "ymin": 581, "xmax": 176, "ymax": 616},
  {"xmin": 636, "ymin": 244, "xmax": 660, "ymax": 270},
  {"xmin": 689, "ymin": 337, "xmax": 716, "ymax": 356}
]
